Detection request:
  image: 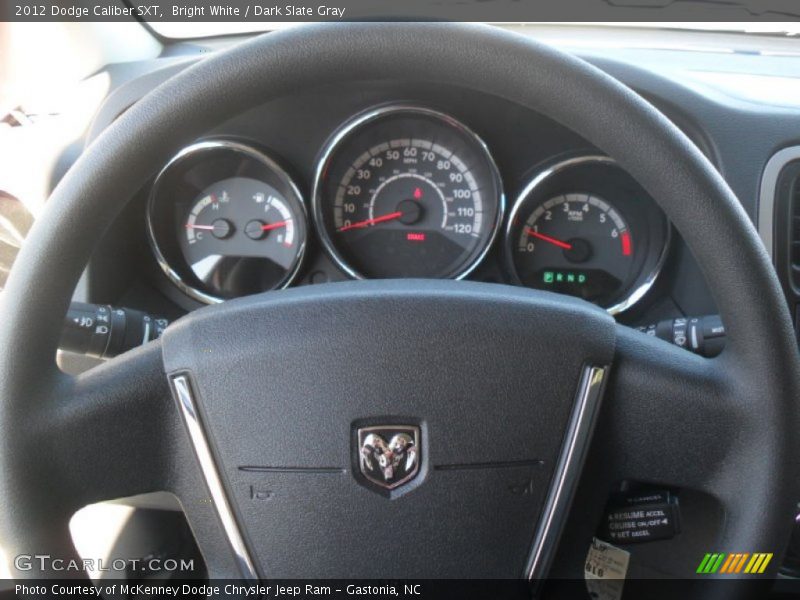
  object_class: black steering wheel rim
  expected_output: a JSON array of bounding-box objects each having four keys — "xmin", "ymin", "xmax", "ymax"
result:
[{"xmin": 1, "ymin": 23, "xmax": 798, "ymax": 592}]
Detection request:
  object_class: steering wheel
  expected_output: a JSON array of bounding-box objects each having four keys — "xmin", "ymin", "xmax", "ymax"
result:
[{"xmin": 1, "ymin": 23, "xmax": 798, "ymax": 595}]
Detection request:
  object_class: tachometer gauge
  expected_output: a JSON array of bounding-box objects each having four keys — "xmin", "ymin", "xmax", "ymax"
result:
[
  {"xmin": 506, "ymin": 156, "xmax": 669, "ymax": 314},
  {"xmin": 513, "ymin": 193, "xmax": 634, "ymax": 301},
  {"xmin": 147, "ymin": 141, "xmax": 307, "ymax": 303},
  {"xmin": 313, "ymin": 106, "xmax": 504, "ymax": 279}
]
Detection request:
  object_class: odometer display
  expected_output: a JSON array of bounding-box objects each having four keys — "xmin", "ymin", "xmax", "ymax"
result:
[{"xmin": 313, "ymin": 106, "xmax": 503, "ymax": 279}]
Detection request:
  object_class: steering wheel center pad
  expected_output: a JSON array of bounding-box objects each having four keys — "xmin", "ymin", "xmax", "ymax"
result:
[{"xmin": 162, "ymin": 280, "xmax": 614, "ymax": 577}]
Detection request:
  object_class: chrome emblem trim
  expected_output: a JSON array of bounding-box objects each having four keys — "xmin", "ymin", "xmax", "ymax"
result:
[
  {"xmin": 357, "ymin": 425, "xmax": 420, "ymax": 490},
  {"xmin": 171, "ymin": 374, "xmax": 259, "ymax": 580},
  {"xmin": 525, "ymin": 364, "xmax": 607, "ymax": 583}
]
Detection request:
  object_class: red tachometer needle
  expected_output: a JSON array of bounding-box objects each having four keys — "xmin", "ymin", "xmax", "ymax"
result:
[
  {"xmin": 261, "ymin": 220, "xmax": 289, "ymax": 232},
  {"xmin": 338, "ymin": 210, "xmax": 403, "ymax": 232},
  {"xmin": 525, "ymin": 227, "xmax": 573, "ymax": 250}
]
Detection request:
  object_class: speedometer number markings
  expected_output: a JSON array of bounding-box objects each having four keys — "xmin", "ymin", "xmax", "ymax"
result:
[
  {"xmin": 314, "ymin": 107, "xmax": 503, "ymax": 279},
  {"xmin": 333, "ymin": 140, "xmax": 482, "ymax": 240}
]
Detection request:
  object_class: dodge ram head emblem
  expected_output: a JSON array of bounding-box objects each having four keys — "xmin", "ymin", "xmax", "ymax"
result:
[{"xmin": 357, "ymin": 425, "xmax": 420, "ymax": 491}]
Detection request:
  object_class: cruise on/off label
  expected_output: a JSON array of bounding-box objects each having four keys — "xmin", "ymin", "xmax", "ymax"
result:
[
  {"xmin": 601, "ymin": 503, "xmax": 680, "ymax": 543},
  {"xmin": 598, "ymin": 491, "xmax": 681, "ymax": 544}
]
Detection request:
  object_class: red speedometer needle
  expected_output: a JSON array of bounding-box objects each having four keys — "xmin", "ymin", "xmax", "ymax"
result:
[
  {"xmin": 261, "ymin": 220, "xmax": 289, "ymax": 232},
  {"xmin": 525, "ymin": 228, "xmax": 573, "ymax": 250},
  {"xmin": 338, "ymin": 210, "xmax": 403, "ymax": 232}
]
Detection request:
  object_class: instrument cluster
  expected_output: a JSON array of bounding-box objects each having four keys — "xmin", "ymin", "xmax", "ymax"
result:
[{"xmin": 147, "ymin": 104, "xmax": 670, "ymax": 314}]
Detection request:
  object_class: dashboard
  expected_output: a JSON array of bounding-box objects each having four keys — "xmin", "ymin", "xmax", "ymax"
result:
[
  {"xmin": 15, "ymin": 24, "xmax": 800, "ymax": 338},
  {"xmin": 144, "ymin": 103, "xmax": 669, "ymax": 314},
  {"xmin": 93, "ymin": 73, "xmax": 704, "ymax": 330}
]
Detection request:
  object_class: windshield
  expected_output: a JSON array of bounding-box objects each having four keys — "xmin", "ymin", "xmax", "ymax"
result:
[{"xmin": 149, "ymin": 21, "xmax": 800, "ymax": 40}]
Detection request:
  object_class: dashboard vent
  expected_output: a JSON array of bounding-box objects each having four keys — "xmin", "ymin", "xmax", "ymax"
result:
[
  {"xmin": 790, "ymin": 178, "xmax": 800, "ymax": 288},
  {"xmin": 769, "ymin": 157, "xmax": 800, "ymax": 339}
]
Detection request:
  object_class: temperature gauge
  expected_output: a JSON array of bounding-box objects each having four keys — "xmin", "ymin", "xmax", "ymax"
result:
[
  {"xmin": 148, "ymin": 141, "xmax": 308, "ymax": 303},
  {"xmin": 179, "ymin": 177, "xmax": 306, "ymax": 299}
]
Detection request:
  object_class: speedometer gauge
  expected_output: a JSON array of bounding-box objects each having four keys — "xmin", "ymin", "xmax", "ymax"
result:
[
  {"xmin": 506, "ymin": 155, "xmax": 670, "ymax": 314},
  {"xmin": 313, "ymin": 106, "xmax": 504, "ymax": 279}
]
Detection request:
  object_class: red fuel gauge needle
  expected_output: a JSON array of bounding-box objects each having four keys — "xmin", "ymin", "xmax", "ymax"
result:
[
  {"xmin": 338, "ymin": 210, "xmax": 403, "ymax": 232},
  {"xmin": 525, "ymin": 227, "xmax": 573, "ymax": 250},
  {"xmin": 261, "ymin": 220, "xmax": 289, "ymax": 232}
]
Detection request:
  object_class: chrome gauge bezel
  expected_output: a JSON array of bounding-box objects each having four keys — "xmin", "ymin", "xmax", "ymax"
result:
[
  {"xmin": 504, "ymin": 155, "xmax": 671, "ymax": 315},
  {"xmin": 311, "ymin": 105, "xmax": 505, "ymax": 280},
  {"xmin": 146, "ymin": 140, "xmax": 308, "ymax": 305}
]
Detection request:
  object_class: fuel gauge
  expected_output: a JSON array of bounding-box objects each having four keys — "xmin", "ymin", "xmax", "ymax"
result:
[{"xmin": 148, "ymin": 141, "xmax": 308, "ymax": 303}]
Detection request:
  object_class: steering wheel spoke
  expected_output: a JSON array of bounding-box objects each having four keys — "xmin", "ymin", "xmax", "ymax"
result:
[
  {"xmin": 549, "ymin": 325, "xmax": 798, "ymax": 586},
  {"xmin": 46, "ymin": 343, "xmax": 175, "ymax": 506},
  {"xmin": 2, "ymin": 341, "xmax": 248, "ymax": 578},
  {"xmin": 603, "ymin": 325, "xmax": 742, "ymax": 491},
  {"xmin": 552, "ymin": 325, "xmax": 797, "ymax": 587},
  {"xmin": 0, "ymin": 343, "xmax": 182, "ymax": 577}
]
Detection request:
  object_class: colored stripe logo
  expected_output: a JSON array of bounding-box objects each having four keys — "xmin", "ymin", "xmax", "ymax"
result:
[{"xmin": 696, "ymin": 553, "xmax": 773, "ymax": 574}]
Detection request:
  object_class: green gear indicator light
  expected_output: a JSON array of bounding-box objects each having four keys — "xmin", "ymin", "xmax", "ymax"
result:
[{"xmin": 542, "ymin": 271, "xmax": 588, "ymax": 285}]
